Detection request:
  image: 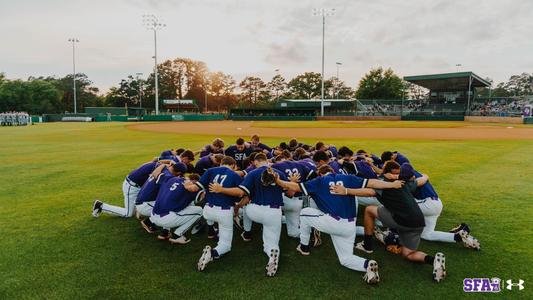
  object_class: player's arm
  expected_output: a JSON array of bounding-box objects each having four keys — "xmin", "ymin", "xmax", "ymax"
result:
[
  {"xmin": 209, "ymin": 183, "xmax": 246, "ymax": 197},
  {"xmin": 150, "ymin": 163, "xmax": 167, "ymax": 178},
  {"xmin": 367, "ymin": 179, "xmax": 404, "ymax": 189},
  {"xmin": 330, "ymin": 185, "xmax": 377, "ymax": 197},
  {"xmin": 416, "ymin": 174, "xmax": 429, "ymax": 187},
  {"xmin": 329, "ymin": 179, "xmax": 403, "ymax": 196},
  {"xmin": 274, "ymin": 174, "xmax": 302, "ymax": 192}
]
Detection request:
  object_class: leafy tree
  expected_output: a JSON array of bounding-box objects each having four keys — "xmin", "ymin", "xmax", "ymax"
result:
[
  {"xmin": 205, "ymin": 71, "xmax": 236, "ymax": 112},
  {"xmin": 324, "ymin": 76, "xmax": 354, "ymax": 99},
  {"xmin": 239, "ymin": 76, "xmax": 269, "ymax": 105},
  {"xmin": 503, "ymin": 73, "xmax": 533, "ymax": 96},
  {"xmin": 355, "ymin": 67, "xmax": 405, "ymax": 99},
  {"xmin": 0, "ymin": 79, "xmax": 62, "ymax": 114},
  {"xmin": 37, "ymin": 73, "xmax": 102, "ymax": 112},
  {"xmin": 287, "ymin": 72, "xmax": 322, "ymax": 99},
  {"xmin": 491, "ymin": 82, "xmax": 512, "ymax": 97},
  {"xmin": 105, "ymin": 75, "xmax": 145, "ymax": 108},
  {"xmin": 267, "ymin": 74, "xmax": 287, "ymax": 101}
]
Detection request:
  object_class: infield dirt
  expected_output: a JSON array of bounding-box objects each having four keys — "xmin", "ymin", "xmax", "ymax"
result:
[{"xmin": 128, "ymin": 121, "xmax": 533, "ymax": 140}]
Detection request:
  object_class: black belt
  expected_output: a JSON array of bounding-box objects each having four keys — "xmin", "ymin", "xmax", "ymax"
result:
[{"xmin": 126, "ymin": 177, "xmax": 140, "ymax": 188}]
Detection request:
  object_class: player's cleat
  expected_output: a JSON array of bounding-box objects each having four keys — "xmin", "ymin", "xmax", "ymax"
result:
[
  {"xmin": 197, "ymin": 245, "xmax": 213, "ymax": 271},
  {"xmin": 241, "ymin": 231, "xmax": 252, "ymax": 242},
  {"xmin": 233, "ymin": 215, "xmax": 244, "ymax": 230},
  {"xmin": 92, "ymin": 200, "xmax": 103, "ymax": 218},
  {"xmin": 432, "ymin": 252, "xmax": 446, "ymax": 283},
  {"xmin": 265, "ymin": 249, "xmax": 279, "ymax": 277},
  {"xmin": 140, "ymin": 219, "xmax": 157, "ymax": 234},
  {"xmin": 207, "ymin": 225, "xmax": 217, "ymax": 239},
  {"xmin": 374, "ymin": 227, "xmax": 386, "ymax": 245},
  {"xmin": 449, "ymin": 223, "xmax": 470, "ymax": 234},
  {"xmin": 312, "ymin": 228, "xmax": 322, "ymax": 247},
  {"xmin": 363, "ymin": 260, "xmax": 380, "ymax": 284},
  {"xmin": 157, "ymin": 229, "xmax": 171, "ymax": 240},
  {"xmin": 169, "ymin": 233, "xmax": 190, "ymax": 244},
  {"xmin": 135, "ymin": 210, "xmax": 142, "ymax": 220},
  {"xmin": 355, "ymin": 241, "xmax": 374, "ymax": 254},
  {"xmin": 458, "ymin": 230, "xmax": 480, "ymax": 250},
  {"xmin": 191, "ymin": 219, "xmax": 206, "ymax": 235},
  {"xmin": 296, "ymin": 244, "xmax": 310, "ymax": 256}
]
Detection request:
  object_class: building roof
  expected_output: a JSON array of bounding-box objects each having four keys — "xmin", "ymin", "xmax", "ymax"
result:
[{"xmin": 404, "ymin": 72, "xmax": 491, "ymax": 91}]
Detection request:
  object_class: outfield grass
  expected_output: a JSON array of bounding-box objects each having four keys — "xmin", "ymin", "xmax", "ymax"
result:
[
  {"xmin": 0, "ymin": 122, "xmax": 532, "ymax": 299},
  {"xmin": 252, "ymin": 120, "xmax": 530, "ymax": 128}
]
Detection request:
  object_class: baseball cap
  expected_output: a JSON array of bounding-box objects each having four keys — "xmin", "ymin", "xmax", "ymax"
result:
[
  {"xmin": 173, "ymin": 162, "xmax": 188, "ymax": 174},
  {"xmin": 160, "ymin": 150, "xmax": 173, "ymax": 157},
  {"xmin": 399, "ymin": 163, "xmax": 415, "ymax": 181},
  {"xmin": 158, "ymin": 155, "xmax": 174, "ymax": 161}
]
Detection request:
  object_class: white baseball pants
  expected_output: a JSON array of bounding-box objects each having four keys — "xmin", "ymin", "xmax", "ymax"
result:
[
  {"xmin": 282, "ymin": 195, "xmax": 304, "ymax": 238},
  {"xmin": 418, "ymin": 198, "xmax": 455, "ymax": 242},
  {"xmin": 101, "ymin": 179, "xmax": 140, "ymax": 217},
  {"xmin": 243, "ymin": 203, "xmax": 282, "ymax": 257},
  {"xmin": 135, "ymin": 201, "xmax": 155, "ymax": 217},
  {"xmin": 203, "ymin": 205, "xmax": 233, "ymax": 256},
  {"xmin": 150, "ymin": 205, "xmax": 203, "ymax": 236},
  {"xmin": 300, "ymin": 207, "xmax": 367, "ymax": 272}
]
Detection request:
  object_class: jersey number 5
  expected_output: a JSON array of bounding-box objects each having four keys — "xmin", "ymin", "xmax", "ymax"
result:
[{"xmin": 170, "ymin": 182, "xmax": 180, "ymax": 191}]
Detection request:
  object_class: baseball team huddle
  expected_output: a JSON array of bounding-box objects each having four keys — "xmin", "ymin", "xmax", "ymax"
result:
[
  {"xmin": 92, "ymin": 135, "xmax": 480, "ymax": 284},
  {"xmin": 0, "ymin": 111, "xmax": 31, "ymax": 126}
]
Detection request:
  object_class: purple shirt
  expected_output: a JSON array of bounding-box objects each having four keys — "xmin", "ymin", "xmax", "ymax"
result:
[
  {"xmin": 194, "ymin": 155, "xmax": 215, "ymax": 175},
  {"xmin": 128, "ymin": 162, "xmax": 158, "ymax": 186},
  {"xmin": 152, "ymin": 175, "xmax": 200, "ymax": 215}
]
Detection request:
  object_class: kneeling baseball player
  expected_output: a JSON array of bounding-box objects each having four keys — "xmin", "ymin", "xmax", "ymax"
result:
[
  {"xmin": 208, "ymin": 153, "xmax": 287, "ymax": 277},
  {"xmin": 92, "ymin": 158, "xmax": 160, "ymax": 218},
  {"xmin": 186, "ymin": 156, "xmax": 244, "ymax": 271},
  {"xmin": 333, "ymin": 163, "xmax": 447, "ymax": 282},
  {"xmin": 275, "ymin": 164, "xmax": 403, "ymax": 284},
  {"xmin": 141, "ymin": 164, "xmax": 204, "ymax": 244}
]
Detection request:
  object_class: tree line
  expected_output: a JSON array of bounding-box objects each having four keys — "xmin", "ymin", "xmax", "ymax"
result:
[{"xmin": 1, "ymin": 59, "xmax": 532, "ymax": 114}]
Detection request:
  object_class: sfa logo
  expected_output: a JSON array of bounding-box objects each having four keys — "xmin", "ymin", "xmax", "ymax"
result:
[{"xmin": 463, "ymin": 278, "xmax": 501, "ymax": 293}]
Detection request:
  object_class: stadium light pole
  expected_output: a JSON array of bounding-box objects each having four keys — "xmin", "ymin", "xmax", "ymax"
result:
[
  {"xmin": 143, "ymin": 14, "xmax": 166, "ymax": 115},
  {"xmin": 456, "ymin": 63, "xmax": 462, "ymax": 72},
  {"xmin": 335, "ymin": 62, "xmax": 342, "ymax": 99},
  {"xmin": 136, "ymin": 72, "xmax": 143, "ymax": 109},
  {"xmin": 313, "ymin": 8, "xmax": 336, "ymax": 116},
  {"xmin": 68, "ymin": 38, "xmax": 79, "ymax": 114}
]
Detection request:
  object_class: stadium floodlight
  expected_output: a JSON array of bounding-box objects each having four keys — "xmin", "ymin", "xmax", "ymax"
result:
[
  {"xmin": 136, "ymin": 72, "xmax": 143, "ymax": 109},
  {"xmin": 143, "ymin": 14, "xmax": 166, "ymax": 115},
  {"xmin": 68, "ymin": 38, "xmax": 79, "ymax": 114},
  {"xmin": 456, "ymin": 63, "xmax": 462, "ymax": 72},
  {"xmin": 313, "ymin": 8, "xmax": 336, "ymax": 116}
]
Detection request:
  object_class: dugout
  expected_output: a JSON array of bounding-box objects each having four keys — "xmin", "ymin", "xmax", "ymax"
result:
[
  {"xmin": 228, "ymin": 99, "xmax": 358, "ymax": 120},
  {"xmin": 277, "ymin": 99, "xmax": 359, "ymax": 115},
  {"xmin": 162, "ymin": 99, "xmax": 200, "ymax": 113},
  {"xmin": 404, "ymin": 72, "xmax": 491, "ymax": 115}
]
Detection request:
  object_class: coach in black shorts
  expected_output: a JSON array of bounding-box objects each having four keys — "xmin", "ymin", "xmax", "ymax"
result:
[{"xmin": 331, "ymin": 162, "xmax": 447, "ymax": 282}]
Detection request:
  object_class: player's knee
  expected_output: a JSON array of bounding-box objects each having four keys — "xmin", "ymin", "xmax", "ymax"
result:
[
  {"xmin": 338, "ymin": 256, "xmax": 351, "ymax": 268},
  {"xmin": 421, "ymin": 231, "xmax": 433, "ymax": 240},
  {"xmin": 300, "ymin": 207, "xmax": 313, "ymax": 216}
]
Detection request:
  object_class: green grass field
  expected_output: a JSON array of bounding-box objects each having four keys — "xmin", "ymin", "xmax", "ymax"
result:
[{"xmin": 1, "ymin": 122, "xmax": 532, "ymax": 299}]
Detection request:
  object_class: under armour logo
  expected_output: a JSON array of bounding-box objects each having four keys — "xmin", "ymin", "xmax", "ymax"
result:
[{"xmin": 506, "ymin": 279, "xmax": 525, "ymax": 290}]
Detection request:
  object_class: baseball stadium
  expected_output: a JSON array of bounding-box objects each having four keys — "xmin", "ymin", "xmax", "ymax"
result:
[{"xmin": 1, "ymin": 1, "xmax": 533, "ymax": 300}]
